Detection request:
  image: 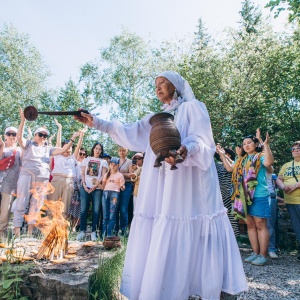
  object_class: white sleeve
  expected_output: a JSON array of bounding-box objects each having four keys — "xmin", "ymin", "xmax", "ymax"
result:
[
  {"xmin": 81, "ymin": 157, "xmax": 88, "ymax": 168},
  {"xmin": 102, "ymin": 159, "xmax": 108, "ymax": 169},
  {"xmin": 181, "ymin": 100, "xmax": 216, "ymax": 170},
  {"xmin": 92, "ymin": 113, "xmax": 153, "ymax": 152}
]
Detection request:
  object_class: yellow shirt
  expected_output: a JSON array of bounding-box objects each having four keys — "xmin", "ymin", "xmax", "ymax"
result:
[{"xmin": 279, "ymin": 160, "xmax": 300, "ymax": 204}]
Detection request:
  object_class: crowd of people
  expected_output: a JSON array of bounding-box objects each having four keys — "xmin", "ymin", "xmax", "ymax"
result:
[
  {"xmin": 0, "ymin": 108, "xmax": 145, "ymax": 242},
  {"xmin": 0, "ymin": 70, "xmax": 299, "ymax": 299}
]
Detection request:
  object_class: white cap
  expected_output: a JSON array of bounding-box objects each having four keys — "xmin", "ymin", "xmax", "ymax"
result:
[
  {"xmin": 5, "ymin": 126, "xmax": 18, "ymax": 134},
  {"xmin": 34, "ymin": 127, "xmax": 50, "ymax": 135},
  {"xmin": 132, "ymin": 152, "xmax": 143, "ymax": 158}
]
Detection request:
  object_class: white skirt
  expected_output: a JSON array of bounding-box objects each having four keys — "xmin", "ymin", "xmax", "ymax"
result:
[{"xmin": 120, "ymin": 208, "xmax": 248, "ymax": 300}]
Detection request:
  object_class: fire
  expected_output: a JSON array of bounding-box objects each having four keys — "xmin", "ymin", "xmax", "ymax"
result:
[{"xmin": 24, "ymin": 182, "xmax": 69, "ymax": 261}]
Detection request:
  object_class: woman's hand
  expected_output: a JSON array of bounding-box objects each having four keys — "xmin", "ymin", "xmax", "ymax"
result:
[
  {"xmin": 74, "ymin": 109, "xmax": 93, "ymax": 127},
  {"xmin": 216, "ymin": 144, "xmax": 226, "ymax": 157},
  {"xmin": 235, "ymin": 146, "xmax": 242, "ymax": 157},
  {"xmin": 54, "ymin": 118, "xmax": 62, "ymax": 129},
  {"xmin": 80, "ymin": 125, "xmax": 88, "ymax": 134},
  {"xmin": 48, "ymin": 134, "xmax": 55, "ymax": 144},
  {"xmin": 71, "ymin": 131, "xmax": 80, "ymax": 141},
  {"xmin": 284, "ymin": 183, "xmax": 299, "ymax": 193},
  {"xmin": 165, "ymin": 145, "xmax": 187, "ymax": 166},
  {"xmin": 263, "ymin": 132, "xmax": 270, "ymax": 145},
  {"xmin": 19, "ymin": 107, "xmax": 25, "ymax": 122},
  {"xmin": 130, "ymin": 173, "xmax": 137, "ymax": 180},
  {"xmin": 89, "ymin": 185, "xmax": 98, "ymax": 193},
  {"xmin": 97, "ymin": 182, "xmax": 104, "ymax": 190}
]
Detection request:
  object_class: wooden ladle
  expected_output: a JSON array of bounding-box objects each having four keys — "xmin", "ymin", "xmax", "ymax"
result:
[{"xmin": 23, "ymin": 106, "xmax": 89, "ymax": 121}]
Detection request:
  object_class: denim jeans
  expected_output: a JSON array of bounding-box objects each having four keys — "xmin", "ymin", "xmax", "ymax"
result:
[
  {"xmin": 102, "ymin": 190, "xmax": 120, "ymax": 237},
  {"xmin": 286, "ymin": 204, "xmax": 300, "ymax": 247},
  {"xmin": 115, "ymin": 182, "xmax": 133, "ymax": 233},
  {"xmin": 79, "ymin": 186, "xmax": 103, "ymax": 232},
  {"xmin": 267, "ymin": 195, "xmax": 278, "ymax": 252}
]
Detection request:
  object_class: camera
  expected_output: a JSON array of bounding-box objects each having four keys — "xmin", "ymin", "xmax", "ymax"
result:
[{"xmin": 132, "ymin": 159, "xmax": 137, "ymax": 165}]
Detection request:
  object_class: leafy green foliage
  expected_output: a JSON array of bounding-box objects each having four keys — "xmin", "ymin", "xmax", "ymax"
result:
[
  {"xmin": 266, "ymin": 0, "xmax": 300, "ymax": 23},
  {"xmin": 80, "ymin": 30, "xmax": 155, "ymax": 124},
  {"xmin": 0, "ymin": 261, "xmax": 32, "ymax": 300},
  {"xmin": 0, "ymin": 24, "xmax": 50, "ymax": 131},
  {"xmin": 239, "ymin": 0, "xmax": 262, "ymax": 34}
]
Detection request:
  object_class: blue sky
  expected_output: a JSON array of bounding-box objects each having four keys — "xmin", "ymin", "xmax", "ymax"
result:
[{"xmin": 0, "ymin": 0, "xmax": 289, "ymax": 89}]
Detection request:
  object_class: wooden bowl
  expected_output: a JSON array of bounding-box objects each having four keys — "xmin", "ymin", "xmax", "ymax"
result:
[{"xmin": 103, "ymin": 236, "xmax": 121, "ymax": 249}]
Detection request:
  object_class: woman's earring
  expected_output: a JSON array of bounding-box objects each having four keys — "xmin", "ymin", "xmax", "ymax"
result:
[{"xmin": 173, "ymin": 89, "xmax": 178, "ymax": 100}]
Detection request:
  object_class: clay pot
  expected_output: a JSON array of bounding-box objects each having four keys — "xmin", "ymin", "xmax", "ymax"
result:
[
  {"xmin": 149, "ymin": 112, "xmax": 183, "ymax": 170},
  {"xmin": 103, "ymin": 236, "xmax": 121, "ymax": 249}
]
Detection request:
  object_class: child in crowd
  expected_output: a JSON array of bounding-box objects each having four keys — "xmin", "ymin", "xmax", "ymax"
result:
[{"xmin": 101, "ymin": 157, "xmax": 125, "ymax": 237}]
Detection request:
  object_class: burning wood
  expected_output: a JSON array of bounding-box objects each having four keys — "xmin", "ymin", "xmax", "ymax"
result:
[{"xmin": 25, "ymin": 198, "xmax": 69, "ymax": 261}]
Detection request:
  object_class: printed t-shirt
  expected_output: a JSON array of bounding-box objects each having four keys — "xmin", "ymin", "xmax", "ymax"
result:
[
  {"xmin": 103, "ymin": 172, "xmax": 125, "ymax": 192},
  {"xmin": 279, "ymin": 160, "xmax": 300, "ymax": 204},
  {"xmin": 81, "ymin": 157, "xmax": 108, "ymax": 189}
]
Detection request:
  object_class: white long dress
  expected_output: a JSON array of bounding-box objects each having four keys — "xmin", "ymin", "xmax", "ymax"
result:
[{"xmin": 93, "ymin": 100, "xmax": 248, "ymax": 300}]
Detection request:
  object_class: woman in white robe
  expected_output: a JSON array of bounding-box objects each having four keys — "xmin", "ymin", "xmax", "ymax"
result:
[{"xmin": 75, "ymin": 71, "xmax": 248, "ymax": 300}]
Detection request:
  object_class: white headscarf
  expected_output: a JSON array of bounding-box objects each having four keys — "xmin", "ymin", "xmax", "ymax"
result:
[{"xmin": 156, "ymin": 71, "xmax": 195, "ymax": 104}]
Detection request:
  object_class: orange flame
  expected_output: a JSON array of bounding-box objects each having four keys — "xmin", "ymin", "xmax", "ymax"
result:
[{"xmin": 23, "ymin": 181, "xmax": 69, "ymax": 260}]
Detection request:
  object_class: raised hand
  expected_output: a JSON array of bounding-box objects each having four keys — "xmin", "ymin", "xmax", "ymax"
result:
[
  {"xmin": 256, "ymin": 128, "xmax": 261, "ymax": 139},
  {"xmin": 80, "ymin": 125, "xmax": 88, "ymax": 133},
  {"xmin": 19, "ymin": 107, "xmax": 25, "ymax": 121},
  {"xmin": 264, "ymin": 132, "xmax": 270, "ymax": 145},
  {"xmin": 71, "ymin": 131, "xmax": 80, "ymax": 141},
  {"xmin": 216, "ymin": 144, "xmax": 226, "ymax": 156},
  {"xmin": 48, "ymin": 134, "xmax": 55, "ymax": 144},
  {"xmin": 54, "ymin": 118, "xmax": 62, "ymax": 128},
  {"xmin": 235, "ymin": 146, "xmax": 242, "ymax": 157}
]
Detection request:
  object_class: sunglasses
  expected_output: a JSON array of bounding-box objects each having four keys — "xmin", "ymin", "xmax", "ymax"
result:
[
  {"xmin": 135, "ymin": 157, "xmax": 143, "ymax": 160},
  {"xmin": 291, "ymin": 147, "xmax": 300, "ymax": 152},
  {"xmin": 79, "ymin": 152, "xmax": 86, "ymax": 156},
  {"xmin": 5, "ymin": 132, "xmax": 17, "ymax": 137},
  {"xmin": 37, "ymin": 132, "xmax": 48, "ymax": 138}
]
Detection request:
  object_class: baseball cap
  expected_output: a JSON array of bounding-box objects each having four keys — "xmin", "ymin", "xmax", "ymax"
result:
[
  {"xmin": 5, "ymin": 126, "xmax": 18, "ymax": 134},
  {"xmin": 102, "ymin": 153, "xmax": 112, "ymax": 159},
  {"xmin": 110, "ymin": 157, "xmax": 119, "ymax": 165},
  {"xmin": 34, "ymin": 127, "xmax": 50, "ymax": 135}
]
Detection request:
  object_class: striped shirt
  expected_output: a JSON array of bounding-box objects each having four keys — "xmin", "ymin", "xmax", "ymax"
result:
[{"xmin": 215, "ymin": 162, "xmax": 240, "ymax": 237}]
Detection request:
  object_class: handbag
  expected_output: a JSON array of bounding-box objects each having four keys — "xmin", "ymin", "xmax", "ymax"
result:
[{"xmin": 0, "ymin": 150, "xmax": 16, "ymax": 171}]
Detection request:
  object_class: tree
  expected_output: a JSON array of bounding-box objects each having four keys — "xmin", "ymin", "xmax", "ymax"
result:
[
  {"xmin": 266, "ymin": 0, "xmax": 300, "ymax": 23},
  {"xmin": 0, "ymin": 24, "xmax": 50, "ymax": 130},
  {"xmin": 239, "ymin": 0, "xmax": 263, "ymax": 35},
  {"xmin": 193, "ymin": 18, "xmax": 211, "ymax": 51},
  {"xmin": 80, "ymin": 30, "xmax": 155, "ymax": 124}
]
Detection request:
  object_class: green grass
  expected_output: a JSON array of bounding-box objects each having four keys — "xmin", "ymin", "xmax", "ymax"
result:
[{"xmin": 89, "ymin": 242, "xmax": 127, "ymax": 300}]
